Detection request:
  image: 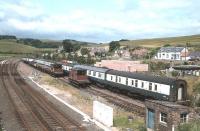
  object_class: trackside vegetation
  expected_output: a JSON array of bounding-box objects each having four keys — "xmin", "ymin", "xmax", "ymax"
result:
[{"xmin": 177, "ymin": 120, "xmax": 200, "ymax": 131}]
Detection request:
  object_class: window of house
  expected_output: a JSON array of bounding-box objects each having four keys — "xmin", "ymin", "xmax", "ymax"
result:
[
  {"xmin": 159, "ymin": 54, "xmax": 161, "ymax": 58},
  {"xmin": 135, "ymin": 80, "xmax": 138, "ymax": 87},
  {"xmin": 160, "ymin": 112, "xmax": 167, "ymax": 123},
  {"xmin": 89, "ymin": 71, "xmax": 91, "ymax": 75},
  {"xmin": 180, "ymin": 113, "xmax": 188, "ymax": 123},
  {"xmin": 154, "ymin": 84, "xmax": 157, "ymax": 91},
  {"xmin": 141, "ymin": 82, "xmax": 144, "ymax": 88},
  {"xmin": 131, "ymin": 80, "xmax": 134, "ymax": 86},
  {"xmin": 166, "ymin": 54, "xmax": 169, "ymax": 58},
  {"xmin": 149, "ymin": 83, "xmax": 152, "ymax": 90}
]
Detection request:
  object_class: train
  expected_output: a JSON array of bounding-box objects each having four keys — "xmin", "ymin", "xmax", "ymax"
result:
[
  {"xmin": 22, "ymin": 58, "xmax": 187, "ymax": 102},
  {"xmin": 22, "ymin": 58, "xmax": 63, "ymax": 77}
]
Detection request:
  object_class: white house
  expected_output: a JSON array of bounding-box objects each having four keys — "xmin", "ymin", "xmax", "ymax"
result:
[{"xmin": 155, "ymin": 47, "xmax": 189, "ymax": 60}]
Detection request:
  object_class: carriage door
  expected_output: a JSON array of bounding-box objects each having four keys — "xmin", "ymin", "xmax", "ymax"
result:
[
  {"xmin": 178, "ymin": 87, "xmax": 183, "ymax": 101},
  {"xmin": 147, "ymin": 109, "xmax": 155, "ymax": 130}
]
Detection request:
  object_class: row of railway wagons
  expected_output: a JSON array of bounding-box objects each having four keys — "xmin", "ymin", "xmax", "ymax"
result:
[
  {"xmin": 22, "ymin": 58, "xmax": 187, "ymax": 102},
  {"xmin": 22, "ymin": 58, "xmax": 63, "ymax": 77}
]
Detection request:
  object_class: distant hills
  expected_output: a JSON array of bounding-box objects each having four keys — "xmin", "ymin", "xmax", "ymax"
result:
[
  {"xmin": 0, "ymin": 35, "xmax": 97, "ymax": 49},
  {"xmin": 0, "ymin": 35, "xmax": 200, "ymax": 53},
  {"xmin": 118, "ymin": 34, "xmax": 200, "ymax": 48}
]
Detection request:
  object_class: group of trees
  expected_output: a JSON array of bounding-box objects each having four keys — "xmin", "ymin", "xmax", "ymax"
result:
[
  {"xmin": 0, "ymin": 35, "xmax": 16, "ymax": 40},
  {"xmin": 17, "ymin": 38, "xmax": 60, "ymax": 48},
  {"xmin": 109, "ymin": 41, "xmax": 120, "ymax": 52},
  {"xmin": 62, "ymin": 39, "xmax": 95, "ymax": 64},
  {"xmin": 67, "ymin": 52, "xmax": 95, "ymax": 64},
  {"xmin": 62, "ymin": 39, "xmax": 81, "ymax": 52}
]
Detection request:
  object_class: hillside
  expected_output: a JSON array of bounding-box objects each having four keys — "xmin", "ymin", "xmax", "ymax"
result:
[
  {"xmin": 119, "ymin": 34, "xmax": 200, "ymax": 48},
  {"xmin": 0, "ymin": 39, "xmax": 54, "ymax": 54}
]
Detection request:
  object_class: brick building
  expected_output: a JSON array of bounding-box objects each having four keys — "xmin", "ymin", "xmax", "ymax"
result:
[
  {"xmin": 145, "ymin": 100, "xmax": 196, "ymax": 131},
  {"xmin": 94, "ymin": 60, "xmax": 148, "ymax": 72}
]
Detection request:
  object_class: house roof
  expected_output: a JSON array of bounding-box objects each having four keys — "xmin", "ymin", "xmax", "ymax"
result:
[
  {"xmin": 146, "ymin": 99, "xmax": 189, "ymax": 109},
  {"xmin": 189, "ymin": 51, "xmax": 200, "ymax": 57},
  {"xmin": 107, "ymin": 70, "xmax": 178, "ymax": 85},
  {"xmin": 158, "ymin": 47, "xmax": 185, "ymax": 53}
]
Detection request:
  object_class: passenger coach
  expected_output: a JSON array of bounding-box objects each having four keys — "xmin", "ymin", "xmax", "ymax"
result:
[
  {"xmin": 104, "ymin": 70, "xmax": 187, "ymax": 102},
  {"xmin": 77, "ymin": 65, "xmax": 187, "ymax": 102}
]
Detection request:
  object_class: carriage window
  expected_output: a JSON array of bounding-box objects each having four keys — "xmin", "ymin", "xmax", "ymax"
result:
[
  {"xmin": 131, "ymin": 80, "xmax": 134, "ymax": 86},
  {"xmin": 149, "ymin": 83, "xmax": 152, "ymax": 90},
  {"xmin": 180, "ymin": 113, "xmax": 188, "ymax": 123},
  {"xmin": 77, "ymin": 70, "xmax": 86, "ymax": 75},
  {"xmin": 88, "ymin": 71, "xmax": 91, "ymax": 75},
  {"xmin": 98, "ymin": 72, "xmax": 101, "ymax": 78},
  {"xmin": 141, "ymin": 82, "xmax": 144, "ymax": 88},
  {"xmin": 160, "ymin": 112, "xmax": 167, "ymax": 123},
  {"xmin": 118, "ymin": 77, "xmax": 121, "ymax": 83},
  {"xmin": 93, "ymin": 71, "xmax": 96, "ymax": 76},
  {"xmin": 135, "ymin": 80, "xmax": 138, "ymax": 87},
  {"xmin": 111, "ymin": 76, "xmax": 113, "ymax": 80},
  {"xmin": 154, "ymin": 84, "xmax": 157, "ymax": 91}
]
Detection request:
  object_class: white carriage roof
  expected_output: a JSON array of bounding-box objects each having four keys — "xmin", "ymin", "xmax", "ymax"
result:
[{"xmin": 74, "ymin": 65, "xmax": 110, "ymax": 73}]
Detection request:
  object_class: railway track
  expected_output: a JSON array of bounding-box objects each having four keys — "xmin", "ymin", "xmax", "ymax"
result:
[
  {"xmin": 0, "ymin": 60, "xmax": 85, "ymax": 131},
  {"xmin": 60, "ymin": 78, "xmax": 145, "ymax": 117},
  {"xmin": 86, "ymin": 86, "xmax": 145, "ymax": 116},
  {"xmin": 23, "ymin": 61, "xmax": 145, "ymax": 116}
]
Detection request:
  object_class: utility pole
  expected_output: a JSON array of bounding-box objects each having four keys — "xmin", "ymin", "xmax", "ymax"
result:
[{"xmin": 185, "ymin": 42, "xmax": 188, "ymax": 61}]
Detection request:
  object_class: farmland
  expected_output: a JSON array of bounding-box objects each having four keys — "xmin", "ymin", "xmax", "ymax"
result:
[
  {"xmin": 119, "ymin": 34, "xmax": 200, "ymax": 47},
  {"xmin": 0, "ymin": 39, "xmax": 55, "ymax": 55}
]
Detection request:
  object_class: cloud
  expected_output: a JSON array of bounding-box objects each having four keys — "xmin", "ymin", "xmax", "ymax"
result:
[{"xmin": 0, "ymin": 0, "xmax": 200, "ymax": 42}]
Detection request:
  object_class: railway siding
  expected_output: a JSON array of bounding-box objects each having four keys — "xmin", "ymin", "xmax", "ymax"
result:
[{"xmin": 0, "ymin": 60, "xmax": 86, "ymax": 131}]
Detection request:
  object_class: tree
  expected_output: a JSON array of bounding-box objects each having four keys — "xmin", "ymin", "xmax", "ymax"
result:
[
  {"xmin": 87, "ymin": 54, "xmax": 95, "ymax": 64},
  {"xmin": 63, "ymin": 40, "xmax": 73, "ymax": 52},
  {"xmin": 62, "ymin": 39, "xmax": 81, "ymax": 53},
  {"xmin": 109, "ymin": 41, "xmax": 120, "ymax": 52},
  {"xmin": 67, "ymin": 53, "xmax": 73, "ymax": 60},
  {"xmin": 77, "ymin": 56, "xmax": 86, "ymax": 64},
  {"xmin": 81, "ymin": 48, "xmax": 89, "ymax": 56}
]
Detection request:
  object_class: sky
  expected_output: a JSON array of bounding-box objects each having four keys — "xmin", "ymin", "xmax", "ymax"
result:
[{"xmin": 0, "ymin": 0, "xmax": 200, "ymax": 43}]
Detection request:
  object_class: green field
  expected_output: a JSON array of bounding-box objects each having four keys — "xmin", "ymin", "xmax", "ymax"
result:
[
  {"xmin": 0, "ymin": 39, "xmax": 56, "ymax": 55},
  {"xmin": 119, "ymin": 34, "xmax": 200, "ymax": 48}
]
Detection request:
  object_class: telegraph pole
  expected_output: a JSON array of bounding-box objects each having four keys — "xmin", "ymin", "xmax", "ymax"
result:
[{"xmin": 185, "ymin": 42, "xmax": 188, "ymax": 61}]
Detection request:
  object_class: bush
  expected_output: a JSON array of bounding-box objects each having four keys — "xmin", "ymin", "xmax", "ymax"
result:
[
  {"xmin": 148, "ymin": 61, "xmax": 170, "ymax": 71},
  {"xmin": 171, "ymin": 71, "xmax": 179, "ymax": 77},
  {"xmin": 163, "ymin": 44, "xmax": 171, "ymax": 47},
  {"xmin": 177, "ymin": 120, "xmax": 200, "ymax": 131}
]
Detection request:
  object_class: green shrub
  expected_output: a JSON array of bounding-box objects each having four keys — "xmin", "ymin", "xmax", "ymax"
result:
[
  {"xmin": 171, "ymin": 71, "xmax": 179, "ymax": 77},
  {"xmin": 177, "ymin": 120, "xmax": 200, "ymax": 131}
]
